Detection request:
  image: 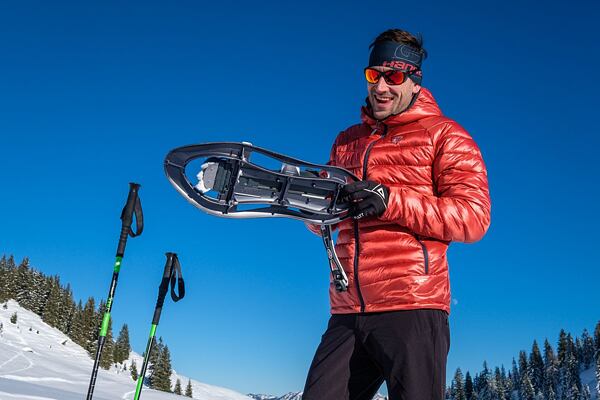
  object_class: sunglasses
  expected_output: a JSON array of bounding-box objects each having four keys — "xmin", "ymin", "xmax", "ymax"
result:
[{"xmin": 364, "ymin": 67, "xmax": 419, "ymax": 85}]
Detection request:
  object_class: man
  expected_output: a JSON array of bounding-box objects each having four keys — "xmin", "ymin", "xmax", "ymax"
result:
[{"xmin": 302, "ymin": 29, "xmax": 491, "ymax": 400}]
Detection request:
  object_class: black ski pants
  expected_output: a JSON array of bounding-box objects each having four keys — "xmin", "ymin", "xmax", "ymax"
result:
[{"xmin": 302, "ymin": 309, "xmax": 450, "ymax": 400}]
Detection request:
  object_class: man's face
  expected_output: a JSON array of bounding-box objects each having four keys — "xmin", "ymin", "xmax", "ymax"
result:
[{"xmin": 367, "ymin": 66, "xmax": 421, "ymax": 120}]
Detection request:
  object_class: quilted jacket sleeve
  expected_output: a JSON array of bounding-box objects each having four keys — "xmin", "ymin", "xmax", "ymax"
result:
[{"xmin": 379, "ymin": 122, "xmax": 491, "ymax": 243}]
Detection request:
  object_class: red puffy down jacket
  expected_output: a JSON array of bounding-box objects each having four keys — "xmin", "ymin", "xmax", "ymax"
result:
[{"xmin": 313, "ymin": 88, "xmax": 491, "ymax": 314}]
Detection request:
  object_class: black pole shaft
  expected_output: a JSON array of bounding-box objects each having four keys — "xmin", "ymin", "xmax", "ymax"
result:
[{"xmin": 86, "ymin": 183, "xmax": 142, "ymax": 400}]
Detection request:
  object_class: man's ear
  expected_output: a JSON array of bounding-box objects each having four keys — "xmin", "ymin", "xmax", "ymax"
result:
[{"xmin": 412, "ymin": 83, "xmax": 421, "ymax": 94}]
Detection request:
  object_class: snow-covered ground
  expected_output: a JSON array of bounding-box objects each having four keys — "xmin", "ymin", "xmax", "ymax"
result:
[{"xmin": 0, "ymin": 300, "xmax": 252, "ymax": 400}]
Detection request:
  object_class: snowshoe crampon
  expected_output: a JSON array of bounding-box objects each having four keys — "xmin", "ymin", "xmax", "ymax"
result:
[{"xmin": 164, "ymin": 142, "xmax": 358, "ymax": 225}]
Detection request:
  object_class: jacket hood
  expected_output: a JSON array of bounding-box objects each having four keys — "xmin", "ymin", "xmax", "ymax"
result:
[{"xmin": 361, "ymin": 88, "xmax": 443, "ymax": 128}]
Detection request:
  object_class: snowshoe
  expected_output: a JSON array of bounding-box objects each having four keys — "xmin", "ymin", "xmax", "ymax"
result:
[{"xmin": 164, "ymin": 142, "xmax": 356, "ymax": 292}]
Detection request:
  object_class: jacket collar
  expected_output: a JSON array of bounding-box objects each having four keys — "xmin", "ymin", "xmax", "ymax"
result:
[{"xmin": 361, "ymin": 87, "xmax": 442, "ymax": 129}]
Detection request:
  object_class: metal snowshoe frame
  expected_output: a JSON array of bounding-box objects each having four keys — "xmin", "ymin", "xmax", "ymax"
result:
[{"xmin": 164, "ymin": 142, "xmax": 358, "ymax": 291}]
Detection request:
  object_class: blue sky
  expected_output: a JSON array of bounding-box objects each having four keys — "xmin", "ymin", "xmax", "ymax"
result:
[{"xmin": 1, "ymin": 0, "xmax": 599, "ymax": 396}]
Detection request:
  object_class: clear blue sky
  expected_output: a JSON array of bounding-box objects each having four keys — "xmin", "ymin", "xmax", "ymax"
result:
[{"xmin": 1, "ymin": 0, "xmax": 599, "ymax": 396}]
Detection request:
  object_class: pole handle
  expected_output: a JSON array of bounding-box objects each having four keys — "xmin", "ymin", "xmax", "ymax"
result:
[
  {"xmin": 152, "ymin": 253, "xmax": 185, "ymax": 325},
  {"xmin": 116, "ymin": 182, "xmax": 144, "ymax": 257}
]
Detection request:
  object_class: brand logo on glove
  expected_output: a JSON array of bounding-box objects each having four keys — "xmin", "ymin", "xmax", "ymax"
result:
[{"xmin": 340, "ymin": 180, "xmax": 389, "ymax": 220}]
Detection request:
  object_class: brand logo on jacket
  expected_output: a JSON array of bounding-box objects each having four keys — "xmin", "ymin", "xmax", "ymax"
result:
[{"xmin": 392, "ymin": 135, "xmax": 403, "ymax": 144}]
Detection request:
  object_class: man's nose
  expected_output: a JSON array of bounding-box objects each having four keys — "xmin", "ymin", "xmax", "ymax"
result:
[{"xmin": 373, "ymin": 77, "xmax": 389, "ymax": 92}]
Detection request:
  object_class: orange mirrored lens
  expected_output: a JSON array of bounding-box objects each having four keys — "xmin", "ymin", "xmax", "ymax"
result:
[
  {"xmin": 387, "ymin": 70, "xmax": 407, "ymax": 85},
  {"xmin": 364, "ymin": 68, "xmax": 380, "ymax": 84}
]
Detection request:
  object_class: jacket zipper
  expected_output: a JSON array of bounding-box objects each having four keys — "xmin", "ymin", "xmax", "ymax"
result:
[
  {"xmin": 353, "ymin": 123, "xmax": 387, "ymax": 313},
  {"xmin": 353, "ymin": 220, "xmax": 365, "ymax": 312}
]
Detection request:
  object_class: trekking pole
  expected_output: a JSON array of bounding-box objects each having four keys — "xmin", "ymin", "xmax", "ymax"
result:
[
  {"xmin": 134, "ymin": 252, "xmax": 185, "ymax": 400},
  {"xmin": 86, "ymin": 182, "xmax": 144, "ymax": 400}
]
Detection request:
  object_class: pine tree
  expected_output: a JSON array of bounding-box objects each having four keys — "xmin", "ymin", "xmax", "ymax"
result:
[
  {"xmin": 547, "ymin": 385, "xmax": 556, "ymax": 400},
  {"xmin": 566, "ymin": 382, "xmax": 579, "ymax": 400},
  {"xmin": 59, "ymin": 284, "xmax": 75, "ymax": 334},
  {"xmin": 10, "ymin": 312, "xmax": 17, "ymax": 324},
  {"xmin": 501, "ymin": 365, "xmax": 513, "ymax": 400},
  {"xmin": 29, "ymin": 270, "xmax": 48, "ymax": 315},
  {"xmin": 151, "ymin": 344, "xmax": 173, "ymax": 392},
  {"xmin": 113, "ymin": 324, "xmax": 131, "ymax": 364},
  {"xmin": 580, "ymin": 329, "xmax": 595, "ymax": 369},
  {"xmin": 81, "ymin": 297, "xmax": 97, "ymax": 354},
  {"xmin": 581, "ymin": 384, "xmax": 591, "ymax": 400},
  {"xmin": 3, "ymin": 255, "xmax": 18, "ymax": 300},
  {"xmin": 521, "ymin": 373, "xmax": 535, "ymax": 400},
  {"xmin": 529, "ymin": 340, "xmax": 545, "ymax": 394},
  {"xmin": 494, "ymin": 367, "xmax": 506, "ymax": 400},
  {"xmin": 0, "ymin": 255, "xmax": 8, "ymax": 302},
  {"xmin": 477, "ymin": 361, "xmax": 497, "ymax": 400},
  {"xmin": 556, "ymin": 330, "xmax": 569, "ymax": 399},
  {"xmin": 452, "ymin": 368, "xmax": 466, "ymax": 400},
  {"xmin": 543, "ymin": 338, "xmax": 559, "ymax": 399},
  {"xmin": 557, "ymin": 330, "xmax": 568, "ymax": 367},
  {"xmin": 185, "ymin": 379, "xmax": 193, "ymax": 397},
  {"xmin": 15, "ymin": 257, "xmax": 33, "ymax": 308},
  {"xmin": 510, "ymin": 358, "xmax": 520, "ymax": 399},
  {"xmin": 465, "ymin": 371, "xmax": 474, "ymax": 400},
  {"xmin": 595, "ymin": 354, "xmax": 600, "ymax": 399},
  {"xmin": 174, "ymin": 379, "xmax": 182, "ymax": 395},
  {"xmin": 131, "ymin": 359, "xmax": 139, "ymax": 381},
  {"xmin": 533, "ymin": 392, "xmax": 545, "ymax": 400},
  {"xmin": 42, "ymin": 276, "xmax": 62, "ymax": 327},
  {"xmin": 593, "ymin": 321, "xmax": 600, "ymax": 355},
  {"xmin": 149, "ymin": 337, "xmax": 163, "ymax": 368},
  {"xmin": 565, "ymin": 334, "xmax": 581, "ymax": 393},
  {"xmin": 70, "ymin": 300, "xmax": 85, "ymax": 346},
  {"xmin": 518, "ymin": 351, "xmax": 528, "ymax": 397}
]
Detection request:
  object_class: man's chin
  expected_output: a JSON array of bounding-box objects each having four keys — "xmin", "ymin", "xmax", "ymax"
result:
[{"xmin": 373, "ymin": 109, "xmax": 392, "ymax": 120}]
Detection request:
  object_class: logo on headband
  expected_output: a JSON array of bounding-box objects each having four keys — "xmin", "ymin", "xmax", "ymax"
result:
[{"xmin": 394, "ymin": 45, "xmax": 422, "ymax": 64}]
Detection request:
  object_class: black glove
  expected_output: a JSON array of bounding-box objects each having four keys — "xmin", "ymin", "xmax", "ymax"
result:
[{"xmin": 339, "ymin": 180, "xmax": 389, "ymax": 220}]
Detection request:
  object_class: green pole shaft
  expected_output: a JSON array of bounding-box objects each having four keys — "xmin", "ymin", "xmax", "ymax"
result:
[
  {"xmin": 86, "ymin": 257, "xmax": 122, "ymax": 400},
  {"xmin": 134, "ymin": 324, "xmax": 158, "ymax": 400}
]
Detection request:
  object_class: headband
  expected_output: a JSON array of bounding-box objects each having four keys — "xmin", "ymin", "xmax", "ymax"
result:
[{"xmin": 368, "ymin": 41, "xmax": 424, "ymax": 84}]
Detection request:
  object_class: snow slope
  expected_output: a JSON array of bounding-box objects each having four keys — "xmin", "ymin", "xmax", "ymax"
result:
[{"xmin": 0, "ymin": 300, "xmax": 252, "ymax": 400}]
